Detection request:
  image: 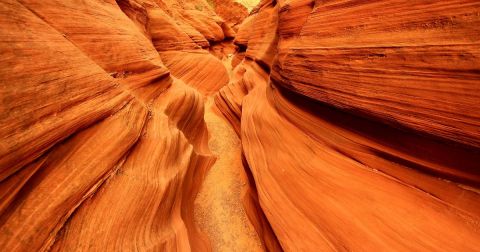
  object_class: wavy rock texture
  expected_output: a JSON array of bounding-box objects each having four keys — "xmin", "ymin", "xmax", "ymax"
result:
[
  {"xmin": 210, "ymin": 0, "xmax": 249, "ymax": 31},
  {"xmin": 0, "ymin": 0, "xmax": 260, "ymax": 251},
  {"xmin": 1, "ymin": 0, "xmax": 480, "ymax": 251},
  {"xmin": 217, "ymin": 0, "xmax": 480, "ymax": 251},
  {"xmin": 273, "ymin": 0, "xmax": 480, "ymax": 148}
]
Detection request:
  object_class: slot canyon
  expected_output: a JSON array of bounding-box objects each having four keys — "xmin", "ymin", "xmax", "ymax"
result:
[{"xmin": 0, "ymin": 0, "xmax": 479, "ymax": 251}]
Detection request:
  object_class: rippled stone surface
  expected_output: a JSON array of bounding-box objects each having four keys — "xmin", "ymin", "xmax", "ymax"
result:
[{"xmin": 1, "ymin": 0, "xmax": 479, "ymax": 251}]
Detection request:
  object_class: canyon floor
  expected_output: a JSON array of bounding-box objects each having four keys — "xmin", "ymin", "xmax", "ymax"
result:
[{"xmin": 195, "ymin": 97, "xmax": 263, "ymax": 252}]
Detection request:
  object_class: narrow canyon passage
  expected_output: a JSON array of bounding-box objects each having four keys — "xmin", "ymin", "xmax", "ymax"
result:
[
  {"xmin": 1, "ymin": 0, "xmax": 480, "ymax": 251},
  {"xmin": 194, "ymin": 97, "xmax": 263, "ymax": 252},
  {"xmin": 181, "ymin": 40, "xmax": 263, "ymax": 251},
  {"xmin": 162, "ymin": 38, "xmax": 265, "ymax": 250}
]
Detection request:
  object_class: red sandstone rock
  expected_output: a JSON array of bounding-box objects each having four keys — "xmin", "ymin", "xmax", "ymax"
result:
[
  {"xmin": 213, "ymin": 0, "xmax": 249, "ymax": 32},
  {"xmin": 216, "ymin": 0, "xmax": 480, "ymax": 250},
  {"xmin": 1, "ymin": 0, "xmax": 479, "ymax": 251},
  {"xmin": 272, "ymin": 0, "xmax": 480, "ymax": 148},
  {"xmin": 0, "ymin": 0, "xmax": 225, "ymax": 250}
]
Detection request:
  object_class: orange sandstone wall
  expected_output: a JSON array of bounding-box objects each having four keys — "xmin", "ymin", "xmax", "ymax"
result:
[
  {"xmin": 1, "ymin": 0, "xmax": 480, "ymax": 251},
  {"xmin": 0, "ymin": 0, "xmax": 236, "ymax": 250},
  {"xmin": 217, "ymin": 0, "xmax": 480, "ymax": 251}
]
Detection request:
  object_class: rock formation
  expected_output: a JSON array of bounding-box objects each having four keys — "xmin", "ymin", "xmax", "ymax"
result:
[
  {"xmin": 209, "ymin": 0, "xmax": 249, "ymax": 32},
  {"xmin": 1, "ymin": 0, "xmax": 479, "ymax": 251}
]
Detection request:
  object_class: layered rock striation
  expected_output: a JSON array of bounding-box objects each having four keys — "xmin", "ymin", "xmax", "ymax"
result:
[
  {"xmin": 1, "ymin": 0, "xmax": 480, "ymax": 251},
  {"xmin": 217, "ymin": 0, "xmax": 480, "ymax": 251},
  {"xmin": 0, "ymin": 0, "xmax": 254, "ymax": 250}
]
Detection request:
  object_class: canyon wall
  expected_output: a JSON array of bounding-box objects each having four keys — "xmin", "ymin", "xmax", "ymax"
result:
[
  {"xmin": 1, "ymin": 0, "xmax": 480, "ymax": 251},
  {"xmin": 217, "ymin": 0, "xmax": 480, "ymax": 251},
  {"xmin": 0, "ymin": 0, "xmax": 242, "ymax": 250}
]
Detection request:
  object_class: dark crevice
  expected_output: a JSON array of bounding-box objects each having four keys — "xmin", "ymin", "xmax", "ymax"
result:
[{"xmin": 272, "ymin": 80, "xmax": 480, "ymax": 187}]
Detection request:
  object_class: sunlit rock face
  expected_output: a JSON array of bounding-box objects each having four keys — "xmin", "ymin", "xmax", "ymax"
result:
[{"xmin": 1, "ymin": 0, "xmax": 479, "ymax": 251}]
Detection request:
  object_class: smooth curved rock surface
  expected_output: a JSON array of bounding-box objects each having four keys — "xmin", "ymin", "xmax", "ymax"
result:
[
  {"xmin": 211, "ymin": 0, "xmax": 249, "ymax": 31},
  {"xmin": 1, "ymin": 0, "xmax": 479, "ymax": 251},
  {"xmin": 0, "ymin": 0, "xmax": 250, "ymax": 250},
  {"xmin": 216, "ymin": 0, "xmax": 480, "ymax": 251},
  {"xmin": 272, "ymin": 0, "xmax": 480, "ymax": 148}
]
